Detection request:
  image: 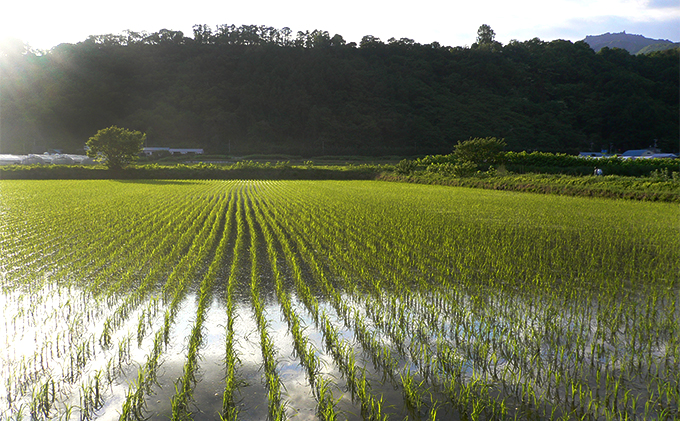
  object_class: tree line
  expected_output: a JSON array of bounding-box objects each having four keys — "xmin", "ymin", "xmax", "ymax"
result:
[{"xmin": 1, "ymin": 24, "xmax": 677, "ymax": 156}]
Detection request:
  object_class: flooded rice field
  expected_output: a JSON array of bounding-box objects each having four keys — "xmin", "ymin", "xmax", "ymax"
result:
[{"xmin": 0, "ymin": 180, "xmax": 678, "ymax": 420}]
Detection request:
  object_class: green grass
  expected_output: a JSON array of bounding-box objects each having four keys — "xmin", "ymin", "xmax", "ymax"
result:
[
  {"xmin": 378, "ymin": 171, "xmax": 680, "ymax": 202},
  {"xmin": 3, "ymin": 161, "xmax": 678, "ymax": 203}
]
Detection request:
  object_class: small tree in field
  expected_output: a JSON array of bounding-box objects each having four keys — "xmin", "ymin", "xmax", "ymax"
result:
[
  {"xmin": 86, "ymin": 126, "xmax": 146, "ymax": 170},
  {"xmin": 453, "ymin": 137, "xmax": 506, "ymax": 167}
]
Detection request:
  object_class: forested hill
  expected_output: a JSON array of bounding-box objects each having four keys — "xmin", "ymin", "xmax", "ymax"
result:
[
  {"xmin": 1, "ymin": 27, "xmax": 678, "ymax": 156},
  {"xmin": 583, "ymin": 32, "xmax": 679, "ymax": 54}
]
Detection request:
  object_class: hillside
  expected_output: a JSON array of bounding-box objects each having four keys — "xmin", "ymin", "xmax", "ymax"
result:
[
  {"xmin": 637, "ymin": 42, "xmax": 680, "ymax": 55},
  {"xmin": 1, "ymin": 26, "xmax": 678, "ymax": 156},
  {"xmin": 583, "ymin": 31, "xmax": 677, "ymax": 54}
]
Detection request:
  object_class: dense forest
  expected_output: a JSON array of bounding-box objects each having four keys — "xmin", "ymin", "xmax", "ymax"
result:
[{"xmin": 1, "ymin": 25, "xmax": 678, "ymax": 156}]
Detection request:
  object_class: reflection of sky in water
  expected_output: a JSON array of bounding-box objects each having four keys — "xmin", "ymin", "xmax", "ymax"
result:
[
  {"xmin": 0, "ymin": 278, "xmax": 406, "ymax": 421},
  {"xmin": 0, "ymin": 281, "xmax": 127, "ymax": 416},
  {"xmin": 4, "ymin": 273, "xmax": 668, "ymax": 421},
  {"xmin": 0, "ymin": 280, "xmax": 539, "ymax": 420}
]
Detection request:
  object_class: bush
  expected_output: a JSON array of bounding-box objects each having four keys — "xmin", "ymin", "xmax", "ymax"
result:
[
  {"xmin": 504, "ymin": 151, "xmax": 678, "ymax": 176},
  {"xmin": 453, "ymin": 137, "xmax": 507, "ymax": 166},
  {"xmin": 426, "ymin": 161, "xmax": 477, "ymax": 177},
  {"xmin": 648, "ymin": 168, "xmax": 680, "ymax": 182},
  {"xmin": 395, "ymin": 159, "xmax": 417, "ymax": 175},
  {"xmin": 417, "ymin": 154, "xmax": 456, "ymax": 166}
]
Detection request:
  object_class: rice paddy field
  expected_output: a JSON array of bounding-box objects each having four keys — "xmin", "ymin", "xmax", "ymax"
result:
[{"xmin": 0, "ymin": 179, "xmax": 678, "ymax": 421}]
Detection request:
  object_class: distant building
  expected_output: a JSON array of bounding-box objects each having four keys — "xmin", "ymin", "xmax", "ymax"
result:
[
  {"xmin": 0, "ymin": 155, "xmax": 22, "ymax": 165},
  {"xmin": 21, "ymin": 154, "xmax": 48, "ymax": 165},
  {"xmin": 0, "ymin": 153, "xmax": 94, "ymax": 165},
  {"xmin": 169, "ymin": 148, "xmax": 204, "ymax": 155},
  {"xmin": 142, "ymin": 147, "xmax": 204, "ymax": 156},
  {"xmin": 620, "ymin": 148, "xmax": 660, "ymax": 159},
  {"xmin": 648, "ymin": 153, "xmax": 678, "ymax": 159},
  {"xmin": 142, "ymin": 147, "xmax": 170, "ymax": 157},
  {"xmin": 49, "ymin": 155, "xmax": 75, "ymax": 165}
]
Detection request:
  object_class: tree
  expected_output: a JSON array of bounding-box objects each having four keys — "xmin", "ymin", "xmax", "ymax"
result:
[
  {"xmin": 453, "ymin": 137, "xmax": 506, "ymax": 167},
  {"xmin": 473, "ymin": 24, "xmax": 502, "ymax": 51},
  {"xmin": 86, "ymin": 126, "xmax": 145, "ymax": 169},
  {"xmin": 476, "ymin": 24, "xmax": 495, "ymax": 45}
]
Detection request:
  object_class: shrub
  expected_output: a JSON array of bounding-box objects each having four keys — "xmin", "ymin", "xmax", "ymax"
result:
[
  {"xmin": 395, "ymin": 159, "xmax": 417, "ymax": 175},
  {"xmin": 453, "ymin": 137, "xmax": 506, "ymax": 167},
  {"xmin": 426, "ymin": 161, "xmax": 477, "ymax": 177}
]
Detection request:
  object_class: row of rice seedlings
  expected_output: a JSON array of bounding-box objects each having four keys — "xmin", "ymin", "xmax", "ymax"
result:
[
  {"xmin": 221, "ymin": 187, "xmax": 247, "ymax": 421},
  {"xmin": 119, "ymin": 191, "xmax": 230, "ymax": 419},
  {"xmin": 255, "ymin": 184, "xmax": 394, "ymax": 420},
  {"xmin": 170, "ymin": 187, "xmax": 237, "ymax": 420},
  {"xmin": 76, "ymin": 369, "xmax": 107, "ymax": 420},
  {"xmin": 244, "ymin": 189, "xmax": 287, "ymax": 421},
  {"xmin": 250, "ymin": 185, "xmax": 340, "ymax": 420}
]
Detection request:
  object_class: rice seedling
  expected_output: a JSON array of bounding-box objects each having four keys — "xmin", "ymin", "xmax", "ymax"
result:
[
  {"xmin": 170, "ymin": 188, "xmax": 236, "ymax": 420},
  {"xmin": 243, "ymin": 189, "xmax": 288, "ymax": 421}
]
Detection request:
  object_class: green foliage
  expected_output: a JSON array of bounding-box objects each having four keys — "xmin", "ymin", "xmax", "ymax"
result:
[
  {"xmin": 1, "ymin": 27, "xmax": 677, "ymax": 155},
  {"xmin": 452, "ymin": 137, "xmax": 506, "ymax": 167},
  {"xmin": 86, "ymin": 126, "xmax": 146, "ymax": 170},
  {"xmin": 476, "ymin": 25, "xmax": 495, "ymax": 45},
  {"xmin": 473, "ymin": 24, "xmax": 502, "ymax": 51},
  {"xmin": 649, "ymin": 167, "xmax": 680, "ymax": 182},
  {"xmin": 0, "ymin": 161, "xmax": 384, "ymax": 180},
  {"xmin": 425, "ymin": 161, "xmax": 477, "ymax": 177},
  {"xmin": 394, "ymin": 159, "xmax": 417, "ymax": 175},
  {"xmin": 504, "ymin": 151, "xmax": 678, "ymax": 176},
  {"xmin": 416, "ymin": 154, "xmax": 456, "ymax": 166},
  {"xmin": 379, "ymin": 172, "xmax": 680, "ymax": 202}
]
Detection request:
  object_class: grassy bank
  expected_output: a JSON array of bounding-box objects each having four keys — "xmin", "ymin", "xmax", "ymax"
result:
[
  {"xmin": 3, "ymin": 161, "xmax": 678, "ymax": 202},
  {"xmin": 377, "ymin": 171, "xmax": 680, "ymax": 202},
  {"xmin": 0, "ymin": 162, "xmax": 384, "ymax": 180}
]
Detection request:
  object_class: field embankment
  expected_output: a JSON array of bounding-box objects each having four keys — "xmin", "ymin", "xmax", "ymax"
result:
[
  {"xmin": 378, "ymin": 172, "xmax": 680, "ymax": 202},
  {"xmin": 0, "ymin": 162, "xmax": 383, "ymax": 180},
  {"xmin": 2, "ymin": 160, "xmax": 678, "ymax": 202}
]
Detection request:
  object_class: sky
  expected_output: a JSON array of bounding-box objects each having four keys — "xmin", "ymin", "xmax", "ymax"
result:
[{"xmin": 1, "ymin": 0, "xmax": 678, "ymax": 51}]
